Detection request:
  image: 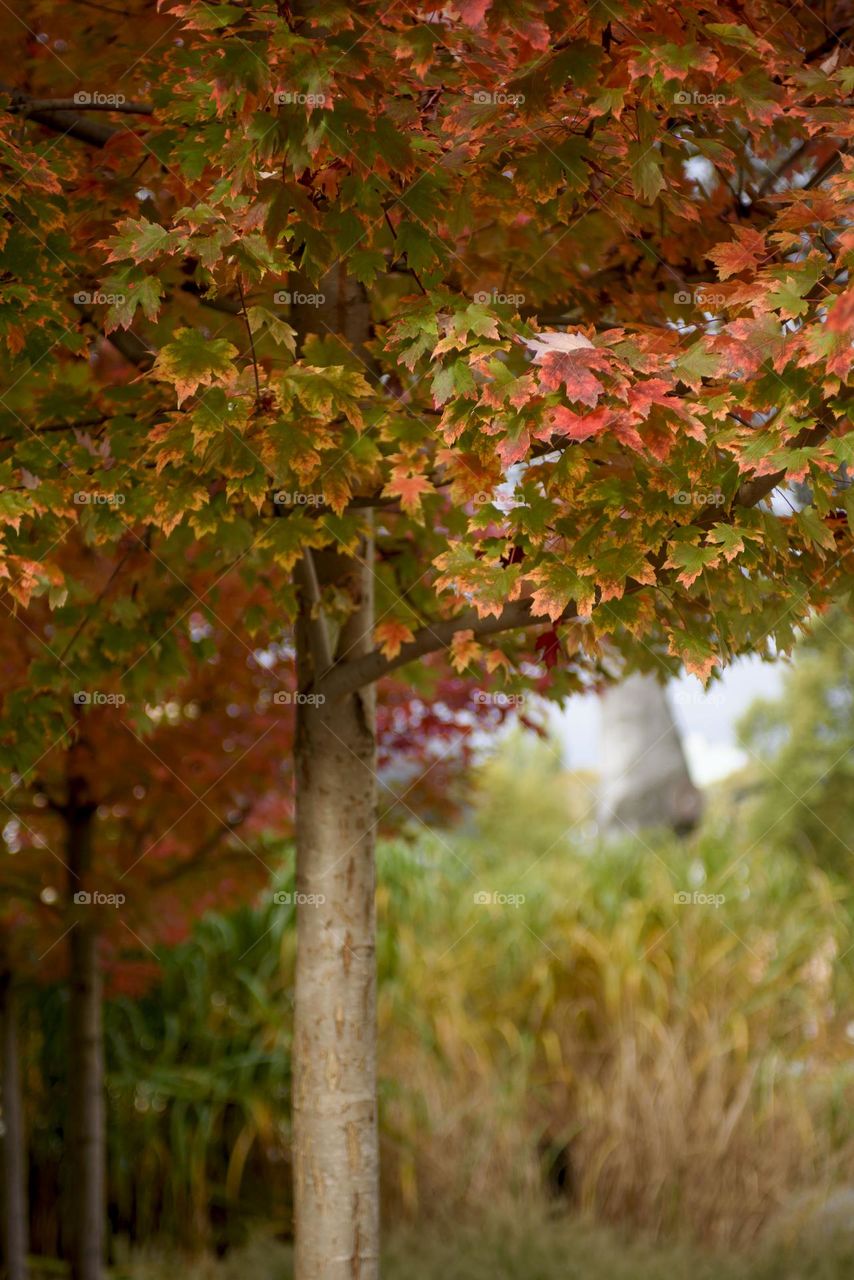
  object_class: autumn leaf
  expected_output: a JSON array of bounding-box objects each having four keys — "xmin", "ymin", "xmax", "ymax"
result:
[
  {"xmin": 708, "ymin": 227, "xmax": 766, "ymax": 279},
  {"xmin": 152, "ymin": 329, "xmax": 239, "ymax": 405},
  {"xmin": 382, "ymin": 470, "xmax": 434, "ymax": 515},
  {"xmin": 450, "ymin": 628, "xmax": 481, "ymax": 672},
  {"xmin": 375, "ymin": 619, "xmax": 415, "ymax": 659},
  {"xmin": 535, "ymin": 345, "xmax": 610, "ymax": 407},
  {"xmin": 527, "ymin": 565, "xmax": 595, "ymax": 621}
]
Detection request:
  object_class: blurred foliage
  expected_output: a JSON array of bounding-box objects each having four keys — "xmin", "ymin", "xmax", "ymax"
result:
[
  {"xmin": 737, "ymin": 608, "xmax": 854, "ymax": 877},
  {"xmin": 119, "ymin": 1207, "xmax": 854, "ymax": 1280},
  {"xmin": 17, "ymin": 726, "xmax": 854, "ymax": 1262},
  {"xmin": 460, "ymin": 729, "xmax": 598, "ymax": 856}
]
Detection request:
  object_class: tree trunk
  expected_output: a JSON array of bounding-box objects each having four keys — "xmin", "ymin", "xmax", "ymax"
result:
[
  {"xmin": 0, "ymin": 965, "xmax": 29, "ymax": 1280},
  {"xmin": 66, "ymin": 804, "xmax": 105, "ymax": 1280},
  {"xmin": 292, "ymin": 538, "xmax": 379, "ymax": 1280},
  {"xmin": 598, "ymin": 672, "xmax": 703, "ymax": 837}
]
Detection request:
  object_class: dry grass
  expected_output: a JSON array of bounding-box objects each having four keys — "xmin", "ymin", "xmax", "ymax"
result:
[
  {"xmin": 375, "ymin": 805, "xmax": 854, "ymax": 1247},
  {"xmin": 120, "ymin": 1209, "xmax": 854, "ymax": 1280}
]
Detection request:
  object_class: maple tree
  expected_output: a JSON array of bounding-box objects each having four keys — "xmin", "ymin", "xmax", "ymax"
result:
[
  {"xmin": 0, "ymin": 562, "xmax": 293, "ymax": 1279},
  {"xmin": 0, "ymin": 541, "xmax": 494, "ymax": 1276},
  {"xmin": 3, "ymin": 0, "xmax": 854, "ymax": 1276}
]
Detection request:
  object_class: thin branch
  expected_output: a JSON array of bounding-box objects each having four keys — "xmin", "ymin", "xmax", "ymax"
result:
[
  {"xmin": 58, "ymin": 548, "xmax": 133, "ymax": 663},
  {"xmin": 318, "ymin": 596, "xmax": 562, "ymax": 700},
  {"xmin": 384, "ymin": 209, "xmax": 428, "ymax": 295},
  {"xmin": 294, "ymin": 550, "xmax": 334, "ymax": 677},
  {"xmin": 151, "ymin": 811, "xmax": 250, "ymax": 887},
  {"xmin": 733, "ymin": 420, "xmax": 832, "ymax": 510},
  {"xmin": 10, "ymin": 98, "xmax": 153, "ymax": 116},
  {"xmin": 237, "ymin": 276, "xmax": 262, "ymax": 402}
]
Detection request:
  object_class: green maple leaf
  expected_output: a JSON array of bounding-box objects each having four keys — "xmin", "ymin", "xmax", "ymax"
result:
[
  {"xmin": 796, "ymin": 507, "xmax": 837, "ymax": 553},
  {"xmin": 667, "ymin": 542, "xmax": 720, "ymax": 587},
  {"xmin": 279, "ymin": 366, "xmax": 373, "ymax": 427},
  {"xmin": 705, "ymin": 22, "xmax": 763, "ymax": 50},
  {"xmin": 668, "ymin": 626, "xmax": 718, "ymax": 683},
  {"xmin": 153, "ymin": 329, "xmax": 239, "ymax": 405},
  {"xmin": 766, "ymin": 274, "xmax": 813, "ymax": 319},
  {"xmin": 246, "ymin": 306, "xmax": 297, "ymax": 353},
  {"xmin": 628, "ymin": 143, "xmax": 665, "ymax": 204},
  {"xmin": 432, "ymin": 360, "xmax": 476, "ymax": 407},
  {"xmin": 674, "ymin": 342, "xmax": 720, "ymax": 389},
  {"xmin": 528, "ymin": 563, "xmax": 595, "ymax": 621},
  {"xmin": 104, "ymin": 275, "xmax": 163, "ymax": 332},
  {"xmin": 106, "ymin": 219, "xmax": 178, "ymax": 264}
]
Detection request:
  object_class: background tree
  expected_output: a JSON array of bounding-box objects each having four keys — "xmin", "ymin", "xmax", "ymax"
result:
[
  {"xmin": 0, "ymin": 563, "xmax": 293, "ymax": 1280},
  {"xmin": 1, "ymin": 927, "xmax": 30, "ymax": 1280},
  {"xmin": 599, "ymin": 672, "xmax": 703, "ymax": 837},
  {"xmin": 738, "ymin": 607, "xmax": 854, "ymax": 877}
]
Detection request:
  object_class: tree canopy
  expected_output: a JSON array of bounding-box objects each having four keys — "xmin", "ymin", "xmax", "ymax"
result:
[{"xmin": 2, "ymin": 0, "xmax": 853, "ymax": 748}]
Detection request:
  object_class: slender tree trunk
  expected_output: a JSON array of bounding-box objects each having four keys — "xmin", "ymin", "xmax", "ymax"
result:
[
  {"xmin": 293, "ymin": 542, "xmax": 379, "ymax": 1280},
  {"xmin": 66, "ymin": 803, "xmax": 104, "ymax": 1280},
  {"xmin": 289, "ymin": 267, "xmax": 379, "ymax": 1279},
  {"xmin": 0, "ymin": 965, "xmax": 29, "ymax": 1280}
]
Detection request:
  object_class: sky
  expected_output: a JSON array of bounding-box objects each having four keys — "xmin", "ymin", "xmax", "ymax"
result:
[{"xmin": 551, "ymin": 655, "xmax": 787, "ymax": 787}]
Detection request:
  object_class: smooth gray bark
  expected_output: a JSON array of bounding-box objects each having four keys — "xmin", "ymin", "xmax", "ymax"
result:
[
  {"xmin": 293, "ymin": 550, "xmax": 379, "ymax": 1280},
  {"xmin": 291, "ymin": 272, "xmax": 379, "ymax": 1279}
]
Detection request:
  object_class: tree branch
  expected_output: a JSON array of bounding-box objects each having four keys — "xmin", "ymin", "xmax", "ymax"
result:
[
  {"xmin": 3, "ymin": 86, "xmax": 153, "ymax": 148},
  {"xmin": 318, "ymin": 596, "xmax": 562, "ymax": 700},
  {"xmin": 16, "ymin": 108, "xmax": 119, "ymax": 147},
  {"xmin": 294, "ymin": 550, "xmax": 334, "ymax": 677},
  {"xmin": 11, "ymin": 98, "xmax": 152, "ymax": 115},
  {"xmin": 733, "ymin": 420, "xmax": 833, "ymax": 509}
]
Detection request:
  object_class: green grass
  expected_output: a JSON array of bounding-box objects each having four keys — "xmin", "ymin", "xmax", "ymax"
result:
[{"xmin": 118, "ymin": 1209, "xmax": 854, "ymax": 1280}]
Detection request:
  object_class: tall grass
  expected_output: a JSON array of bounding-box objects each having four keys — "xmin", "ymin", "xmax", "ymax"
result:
[
  {"xmin": 68, "ymin": 737, "xmax": 854, "ymax": 1256},
  {"xmin": 120, "ymin": 1209, "xmax": 854, "ymax": 1280},
  {"xmin": 375, "ymin": 750, "xmax": 854, "ymax": 1246}
]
